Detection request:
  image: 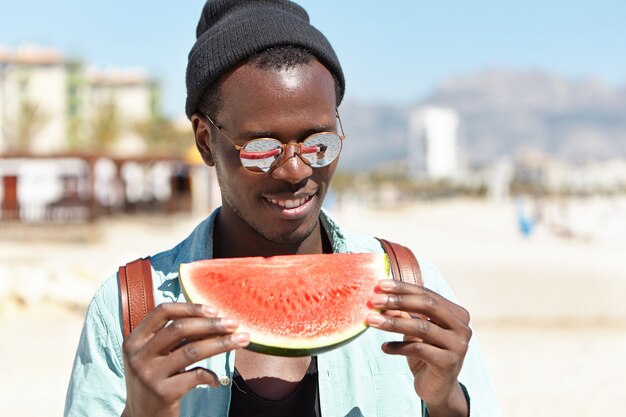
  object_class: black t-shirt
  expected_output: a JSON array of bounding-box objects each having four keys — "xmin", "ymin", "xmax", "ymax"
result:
[{"xmin": 228, "ymin": 357, "xmax": 320, "ymax": 417}]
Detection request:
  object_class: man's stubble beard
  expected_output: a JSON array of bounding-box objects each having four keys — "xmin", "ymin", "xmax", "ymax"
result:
[{"xmin": 224, "ymin": 194, "xmax": 320, "ymax": 245}]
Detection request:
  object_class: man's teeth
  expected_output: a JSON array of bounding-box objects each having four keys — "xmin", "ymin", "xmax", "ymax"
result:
[{"xmin": 268, "ymin": 197, "xmax": 308, "ymax": 209}]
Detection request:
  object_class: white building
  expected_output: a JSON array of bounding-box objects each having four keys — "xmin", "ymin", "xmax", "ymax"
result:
[
  {"xmin": 543, "ymin": 158, "xmax": 626, "ymax": 194},
  {"xmin": 84, "ymin": 68, "xmax": 156, "ymax": 155},
  {"xmin": 0, "ymin": 45, "xmax": 158, "ymax": 156},
  {"xmin": 408, "ymin": 106, "xmax": 460, "ymax": 180},
  {"xmin": 0, "ymin": 46, "xmax": 67, "ymax": 154}
]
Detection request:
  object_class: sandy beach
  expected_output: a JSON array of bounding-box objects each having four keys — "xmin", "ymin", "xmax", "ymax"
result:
[{"xmin": 1, "ymin": 197, "xmax": 625, "ymax": 416}]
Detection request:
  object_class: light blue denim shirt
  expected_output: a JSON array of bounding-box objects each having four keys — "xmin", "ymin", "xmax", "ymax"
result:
[{"xmin": 65, "ymin": 208, "xmax": 500, "ymax": 417}]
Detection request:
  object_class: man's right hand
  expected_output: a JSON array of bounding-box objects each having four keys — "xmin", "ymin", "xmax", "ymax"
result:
[{"xmin": 120, "ymin": 302, "xmax": 250, "ymax": 417}]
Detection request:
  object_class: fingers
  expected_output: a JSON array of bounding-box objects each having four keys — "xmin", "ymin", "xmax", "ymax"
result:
[
  {"xmin": 367, "ymin": 312, "xmax": 456, "ymax": 350},
  {"xmin": 370, "ymin": 279, "xmax": 470, "ymax": 329},
  {"xmin": 144, "ymin": 316, "xmax": 241, "ymax": 356},
  {"xmin": 126, "ymin": 303, "xmax": 217, "ymax": 349},
  {"xmin": 123, "ymin": 303, "xmax": 251, "ymax": 378},
  {"xmin": 169, "ymin": 367, "xmax": 221, "ymax": 393},
  {"xmin": 122, "ymin": 302, "xmax": 251, "ymax": 415},
  {"xmin": 130, "ymin": 367, "xmax": 220, "ymax": 409},
  {"xmin": 367, "ymin": 279, "xmax": 473, "ymax": 357},
  {"xmin": 382, "ymin": 339, "xmax": 462, "ymax": 375},
  {"xmin": 158, "ymin": 332, "xmax": 250, "ymax": 377},
  {"xmin": 369, "ymin": 280, "xmax": 472, "ymax": 409}
]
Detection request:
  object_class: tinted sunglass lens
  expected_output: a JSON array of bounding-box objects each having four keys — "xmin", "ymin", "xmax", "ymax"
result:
[
  {"xmin": 240, "ymin": 139, "xmax": 283, "ymax": 173},
  {"xmin": 300, "ymin": 134, "xmax": 342, "ymax": 167}
]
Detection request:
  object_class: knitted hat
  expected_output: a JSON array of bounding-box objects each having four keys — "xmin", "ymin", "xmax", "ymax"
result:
[{"xmin": 185, "ymin": 0, "xmax": 345, "ymax": 119}]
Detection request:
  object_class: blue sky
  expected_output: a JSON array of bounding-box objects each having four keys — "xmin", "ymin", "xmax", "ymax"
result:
[{"xmin": 1, "ymin": 0, "xmax": 624, "ymax": 117}]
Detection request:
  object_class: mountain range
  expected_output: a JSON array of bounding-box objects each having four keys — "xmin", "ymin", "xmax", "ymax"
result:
[{"xmin": 338, "ymin": 70, "xmax": 626, "ymax": 171}]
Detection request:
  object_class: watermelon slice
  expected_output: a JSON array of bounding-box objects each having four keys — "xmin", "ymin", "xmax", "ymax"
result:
[{"xmin": 179, "ymin": 253, "xmax": 389, "ymax": 356}]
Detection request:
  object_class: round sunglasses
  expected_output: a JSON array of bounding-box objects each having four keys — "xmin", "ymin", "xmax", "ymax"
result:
[{"xmin": 204, "ymin": 112, "xmax": 346, "ymax": 173}]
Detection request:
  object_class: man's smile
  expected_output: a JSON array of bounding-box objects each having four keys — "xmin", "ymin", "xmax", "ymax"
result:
[
  {"xmin": 266, "ymin": 196, "xmax": 310, "ymax": 209},
  {"xmin": 262, "ymin": 194, "xmax": 316, "ymax": 219}
]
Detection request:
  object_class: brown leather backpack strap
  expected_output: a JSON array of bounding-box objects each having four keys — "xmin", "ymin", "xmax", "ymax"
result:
[
  {"xmin": 377, "ymin": 238, "xmax": 427, "ymax": 413},
  {"xmin": 377, "ymin": 238, "xmax": 423, "ymax": 287},
  {"xmin": 118, "ymin": 257, "xmax": 154, "ymax": 339}
]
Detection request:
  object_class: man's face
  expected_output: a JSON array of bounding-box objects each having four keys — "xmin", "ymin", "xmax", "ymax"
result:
[{"xmin": 195, "ymin": 59, "xmax": 339, "ymax": 244}]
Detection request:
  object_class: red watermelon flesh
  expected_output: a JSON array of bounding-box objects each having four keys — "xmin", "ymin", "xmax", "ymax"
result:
[{"xmin": 179, "ymin": 253, "xmax": 389, "ymax": 356}]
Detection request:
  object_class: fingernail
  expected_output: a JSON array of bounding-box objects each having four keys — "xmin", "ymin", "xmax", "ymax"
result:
[
  {"xmin": 232, "ymin": 333, "xmax": 250, "ymax": 345},
  {"xmin": 367, "ymin": 313, "xmax": 386, "ymax": 327},
  {"xmin": 202, "ymin": 305, "xmax": 217, "ymax": 316},
  {"xmin": 370, "ymin": 294, "xmax": 388, "ymax": 307},
  {"xmin": 222, "ymin": 318, "xmax": 238, "ymax": 330},
  {"xmin": 378, "ymin": 279, "xmax": 396, "ymax": 291}
]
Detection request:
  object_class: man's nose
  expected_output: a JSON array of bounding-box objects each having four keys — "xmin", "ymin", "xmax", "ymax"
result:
[{"xmin": 270, "ymin": 144, "xmax": 313, "ymax": 184}]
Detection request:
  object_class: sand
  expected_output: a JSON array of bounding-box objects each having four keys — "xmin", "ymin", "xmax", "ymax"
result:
[{"xmin": 1, "ymin": 197, "xmax": 625, "ymax": 416}]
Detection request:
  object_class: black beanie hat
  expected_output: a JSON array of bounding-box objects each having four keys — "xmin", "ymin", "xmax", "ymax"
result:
[{"xmin": 185, "ymin": 0, "xmax": 345, "ymax": 119}]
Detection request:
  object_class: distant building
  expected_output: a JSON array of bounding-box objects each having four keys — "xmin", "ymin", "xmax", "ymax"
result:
[
  {"xmin": 84, "ymin": 67, "xmax": 159, "ymax": 155},
  {"xmin": 0, "ymin": 45, "xmax": 159, "ymax": 155},
  {"xmin": 0, "ymin": 46, "xmax": 67, "ymax": 154},
  {"xmin": 543, "ymin": 158, "xmax": 626, "ymax": 194},
  {"xmin": 408, "ymin": 106, "xmax": 460, "ymax": 180},
  {"xmin": 487, "ymin": 157, "xmax": 514, "ymax": 201}
]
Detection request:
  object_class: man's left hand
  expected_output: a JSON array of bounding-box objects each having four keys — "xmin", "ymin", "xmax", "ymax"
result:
[{"xmin": 367, "ymin": 279, "xmax": 471, "ymax": 417}]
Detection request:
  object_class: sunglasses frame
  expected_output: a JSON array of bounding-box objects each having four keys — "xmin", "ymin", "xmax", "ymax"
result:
[{"xmin": 203, "ymin": 111, "xmax": 346, "ymax": 174}]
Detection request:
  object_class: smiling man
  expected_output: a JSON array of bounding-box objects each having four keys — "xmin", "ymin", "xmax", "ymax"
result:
[
  {"xmin": 196, "ymin": 58, "xmax": 339, "ymax": 252},
  {"xmin": 65, "ymin": 1, "xmax": 499, "ymax": 416}
]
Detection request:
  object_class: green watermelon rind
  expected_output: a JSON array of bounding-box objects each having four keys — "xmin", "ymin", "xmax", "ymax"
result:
[
  {"xmin": 179, "ymin": 253, "xmax": 390, "ymax": 357},
  {"xmin": 245, "ymin": 326, "xmax": 368, "ymax": 357}
]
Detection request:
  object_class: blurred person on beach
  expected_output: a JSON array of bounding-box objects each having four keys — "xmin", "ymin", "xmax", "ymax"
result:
[{"xmin": 64, "ymin": 1, "xmax": 498, "ymax": 416}]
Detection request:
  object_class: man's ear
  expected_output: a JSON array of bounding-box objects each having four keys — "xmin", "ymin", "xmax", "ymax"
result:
[{"xmin": 191, "ymin": 114, "xmax": 215, "ymax": 166}]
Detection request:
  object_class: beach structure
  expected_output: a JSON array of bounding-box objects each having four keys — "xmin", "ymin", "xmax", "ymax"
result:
[{"xmin": 408, "ymin": 106, "xmax": 460, "ymax": 181}]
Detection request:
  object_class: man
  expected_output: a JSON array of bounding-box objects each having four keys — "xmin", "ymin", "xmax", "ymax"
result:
[{"xmin": 65, "ymin": 1, "xmax": 499, "ymax": 416}]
